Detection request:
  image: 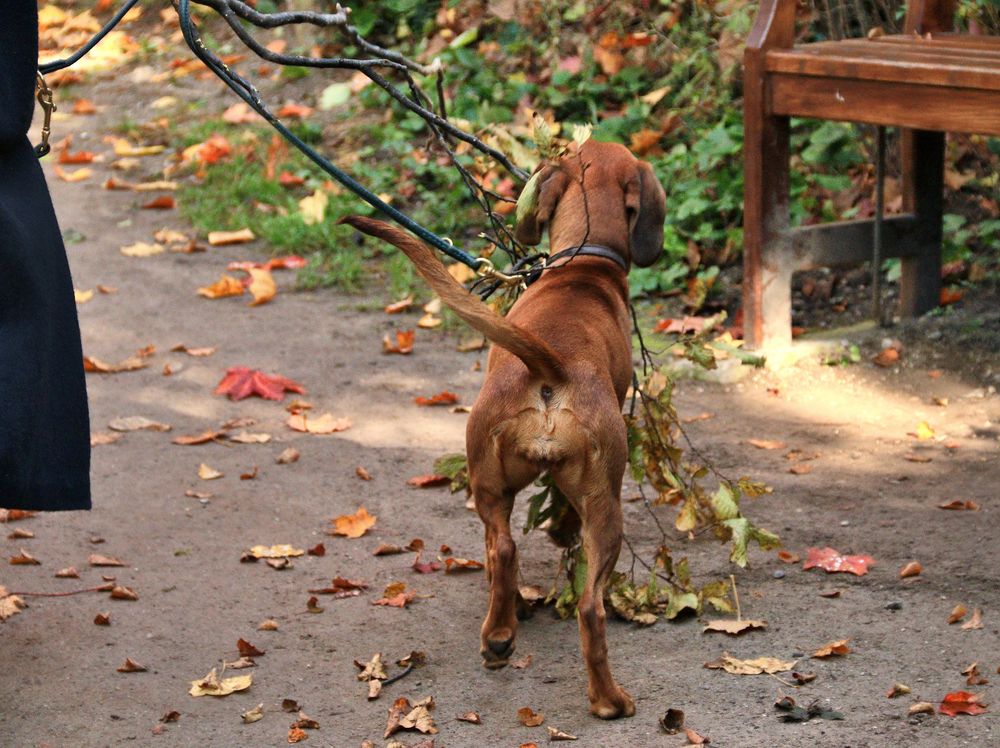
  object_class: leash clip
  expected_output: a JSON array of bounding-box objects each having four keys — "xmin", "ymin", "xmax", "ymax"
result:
[
  {"xmin": 475, "ymin": 257, "xmax": 527, "ymax": 291},
  {"xmin": 34, "ymin": 71, "xmax": 56, "ymax": 158}
]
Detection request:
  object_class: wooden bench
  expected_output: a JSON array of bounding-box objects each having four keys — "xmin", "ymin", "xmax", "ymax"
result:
[{"xmin": 742, "ymin": 0, "xmax": 1000, "ymax": 348}]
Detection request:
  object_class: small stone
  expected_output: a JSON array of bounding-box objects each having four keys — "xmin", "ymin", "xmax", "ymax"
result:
[
  {"xmin": 772, "ymin": 570, "xmax": 786, "ymax": 579},
  {"xmin": 885, "ymin": 601, "xmax": 903, "ymax": 610}
]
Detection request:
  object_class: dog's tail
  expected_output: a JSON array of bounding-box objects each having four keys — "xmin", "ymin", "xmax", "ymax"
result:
[{"xmin": 341, "ymin": 216, "xmax": 567, "ymax": 384}]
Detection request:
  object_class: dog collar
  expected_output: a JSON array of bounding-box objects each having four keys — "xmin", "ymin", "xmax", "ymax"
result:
[{"xmin": 546, "ymin": 244, "xmax": 629, "ymax": 272}]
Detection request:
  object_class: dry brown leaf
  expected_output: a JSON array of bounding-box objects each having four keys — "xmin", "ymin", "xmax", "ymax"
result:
[
  {"xmin": 246, "ymin": 268, "xmax": 277, "ymax": 306},
  {"xmin": 55, "ymin": 567, "xmax": 80, "ymax": 578},
  {"xmin": 777, "ymin": 550, "xmax": 800, "ymax": 564},
  {"xmin": 237, "ymin": 638, "xmax": 265, "ymax": 658},
  {"xmin": 511, "ymin": 654, "xmax": 532, "ymax": 669},
  {"xmin": 8, "ymin": 528, "xmax": 33, "ymax": 539},
  {"xmin": 117, "ymin": 658, "xmax": 147, "ymax": 673},
  {"xmin": 948, "ymin": 603, "xmax": 968, "ymax": 624},
  {"xmin": 887, "ymin": 683, "xmax": 911, "ymax": 698},
  {"xmin": 109, "ymin": 585, "xmax": 139, "ymax": 600},
  {"xmin": 747, "ymin": 439, "xmax": 786, "ymax": 450},
  {"xmin": 517, "ymin": 707, "xmax": 545, "ymax": 727},
  {"xmin": 84, "ymin": 355, "xmax": 149, "ymax": 374},
  {"xmin": 789, "ymin": 463, "xmax": 813, "ymax": 475},
  {"xmin": 704, "ymin": 653, "xmax": 795, "ymax": 675},
  {"xmin": 189, "ymin": 669, "xmax": 253, "ymax": 697},
  {"xmin": 169, "ymin": 343, "xmax": 215, "ymax": 356},
  {"xmin": 373, "ymin": 543, "xmax": 404, "ymax": 556},
  {"xmin": 54, "ymin": 165, "xmax": 93, "ymax": 182},
  {"xmin": 547, "ymin": 726, "xmax": 578, "ymax": 741},
  {"xmin": 94, "ymin": 612, "xmax": 111, "ymax": 626},
  {"xmin": 9, "ymin": 549, "xmax": 41, "ymax": 565},
  {"xmin": 197, "ymin": 274, "xmax": 245, "ymax": 299},
  {"xmin": 0, "ymin": 587, "xmax": 26, "ymax": 621},
  {"xmin": 120, "ymin": 241, "xmax": 164, "ymax": 257},
  {"xmin": 909, "ymin": 701, "xmax": 935, "ymax": 716},
  {"xmin": 241, "ymin": 703, "xmax": 265, "ymax": 723},
  {"xmin": 229, "ymin": 431, "xmax": 272, "ymax": 444},
  {"xmin": 899, "ymin": 561, "xmax": 922, "ymax": 578},
  {"xmin": 286, "ymin": 412, "xmax": 352, "ymax": 434},
  {"xmin": 457, "ymin": 711, "xmax": 481, "ymax": 724},
  {"xmin": 207, "ymin": 228, "xmax": 255, "ymax": 246},
  {"xmin": 276, "ymin": 447, "xmax": 300, "ymax": 465},
  {"xmin": 702, "ymin": 618, "xmax": 767, "ymax": 635},
  {"xmin": 89, "ymin": 554, "xmax": 125, "ymax": 567},
  {"xmin": 963, "ymin": 663, "xmax": 990, "ymax": 686},
  {"xmin": 306, "ymin": 595, "xmax": 323, "ymax": 612},
  {"xmin": 356, "ymin": 466, "xmax": 373, "ymax": 480},
  {"xmin": 198, "ymin": 463, "xmax": 224, "ymax": 480},
  {"xmin": 961, "ymin": 608, "xmax": 984, "ymax": 630},
  {"xmin": 258, "ymin": 619, "xmax": 279, "ymax": 631},
  {"xmin": 248, "ymin": 545, "xmax": 304, "ymax": 559},
  {"xmin": 384, "ymin": 295, "xmax": 413, "ymax": 314},
  {"xmin": 108, "ymin": 415, "xmax": 171, "ymax": 433},
  {"xmin": 812, "ymin": 639, "xmax": 851, "ymax": 658},
  {"xmin": 329, "ymin": 507, "xmax": 377, "ymax": 538},
  {"xmin": 939, "ymin": 500, "xmax": 979, "ymax": 511},
  {"xmin": 90, "ymin": 432, "xmax": 123, "ymax": 446},
  {"xmin": 684, "ymin": 726, "xmax": 710, "ymax": 745}
]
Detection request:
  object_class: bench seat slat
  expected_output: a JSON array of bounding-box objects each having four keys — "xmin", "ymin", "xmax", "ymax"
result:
[{"xmin": 767, "ymin": 39, "xmax": 1000, "ymax": 90}]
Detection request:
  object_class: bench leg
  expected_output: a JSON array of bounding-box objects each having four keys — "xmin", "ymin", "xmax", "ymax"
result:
[
  {"xmin": 899, "ymin": 128, "xmax": 943, "ymax": 317},
  {"xmin": 743, "ymin": 102, "xmax": 791, "ymax": 349}
]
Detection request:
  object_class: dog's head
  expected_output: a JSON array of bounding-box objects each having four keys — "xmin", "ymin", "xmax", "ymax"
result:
[{"xmin": 514, "ymin": 140, "xmax": 666, "ymax": 268}]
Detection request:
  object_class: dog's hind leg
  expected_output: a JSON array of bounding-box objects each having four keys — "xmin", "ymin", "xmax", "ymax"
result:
[
  {"xmin": 575, "ymin": 493, "xmax": 634, "ymax": 718},
  {"xmin": 475, "ymin": 482, "xmax": 520, "ymax": 669},
  {"xmin": 552, "ymin": 422, "xmax": 635, "ymax": 719}
]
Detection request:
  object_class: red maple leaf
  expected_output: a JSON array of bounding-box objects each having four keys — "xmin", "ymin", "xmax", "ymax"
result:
[
  {"xmin": 215, "ymin": 367, "xmax": 306, "ymax": 401},
  {"xmin": 414, "ymin": 391, "xmax": 459, "ymax": 407},
  {"xmin": 802, "ymin": 547, "xmax": 874, "ymax": 576},
  {"xmin": 940, "ymin": 691, "xmax": 988, "ymax": 717}
]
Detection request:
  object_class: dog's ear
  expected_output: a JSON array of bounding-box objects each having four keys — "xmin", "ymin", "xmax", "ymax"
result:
[
  {"xmin": 625, "ymin": 161, "xmax": 667, "ymax": 267},
  {"xmin": 514, "ymin": 165, "xmax": 570, "ymax": 246}
]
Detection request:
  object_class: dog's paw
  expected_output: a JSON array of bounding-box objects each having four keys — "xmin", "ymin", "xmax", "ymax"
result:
[
  {"xmin": 481, "ymin": 630, "xmax": 515, "ymax": 668},
  {"xmin": 589, "ymin": 688, "xmax": 635, "ymax": 720}
]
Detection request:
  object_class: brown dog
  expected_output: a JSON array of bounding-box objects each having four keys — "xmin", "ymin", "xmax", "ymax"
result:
[{"xmin": 343, "ymin": 139, "xmax": 666, "ymax": 718}]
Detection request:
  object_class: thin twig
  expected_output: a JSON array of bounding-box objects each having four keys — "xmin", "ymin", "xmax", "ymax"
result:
[
  {"xmin": 382, "ymin": 664, "xmax": 414, "ymax": 686},
  {"xmin": 11, "ymin": 585, "xmax": 109, "ymax": 597}
]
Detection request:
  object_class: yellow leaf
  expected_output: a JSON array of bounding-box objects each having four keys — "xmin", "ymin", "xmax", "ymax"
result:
[
  {"xmin": 248, "ymin": 544, "xmax": 305, "ymax": 559},
  {"xmin": 447, "ymin": 263, "xmax": 476, "ymax": 284},
  {"xmin": 120, "ymin": 241, "xmax": 164, "ymax": 257},
  {"xmin": 189, "ymin": 669, "xmax": 252, "ymax": 697},
  {"xmin": 111, "ymin": 138, "xmax": 165, "ymax": 157},
  {"xmin": 702, "ymin": 618, "xmax": 767, "ymax": 635},
  {"xmin": 246, "ymin": 268, "xmax": 277, "ymax": 306},
  {"xmin": 298, "ymin": 189, "xmax": 328, "ymax": 225},
  {"xmin": 915, "ymin": 421, "xmax": 935, "ymax": 440},
  {"xmin": 640, "ymin": 86, "xmax": 672, "ymax": 106},
  {"xmin": 198, "ymin": 463, "xmax": 224, "ymax": 480},
  {"xmin": 54, "ymin": 166, "xmax": 93, "ymax": 182},
  {"xmin": 704, "ymin": 653, "xmax": 795, "ymax": 675},
  {"xmin": 197, "ymin": 274, "xmax": 245, "ymax": 299},
  {"xmin": 207, "ymin": 228, "xmax": 255, "ymax": 246},
  {"xmin": 330, "ymin": 506, "xmax": 377, "ymax": 538},
  {"xmin": 74, "ymin": 288, "xmax": 94, "ymax": 304},
  {"xmin": 286, "ymin": 412, "xmax": 352, "ymax": 434},
  {"xmin": 417, "ymin": 313, "xmax": 441, "ymax": 329}
]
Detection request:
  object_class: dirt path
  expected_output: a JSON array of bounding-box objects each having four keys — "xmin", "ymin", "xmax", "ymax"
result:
[{"xmin": 3, "ymin": 110, "xmax": 1000, "ymax": 748}]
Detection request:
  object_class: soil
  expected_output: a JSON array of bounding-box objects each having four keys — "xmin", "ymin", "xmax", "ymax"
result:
[{"xmin": 3, "ymin": 56, "xmax": 1000, "ymax": 748}]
